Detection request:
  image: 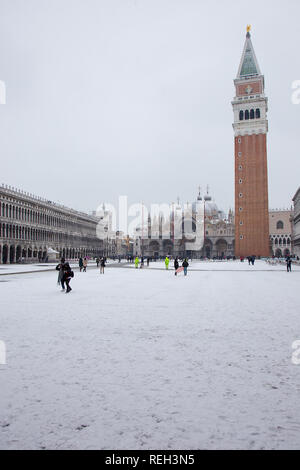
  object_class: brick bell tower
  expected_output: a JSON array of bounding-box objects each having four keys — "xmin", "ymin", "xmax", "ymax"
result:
[{"xmin": 232, "ymin": 26, "xmax": 270, "ymax": 258}]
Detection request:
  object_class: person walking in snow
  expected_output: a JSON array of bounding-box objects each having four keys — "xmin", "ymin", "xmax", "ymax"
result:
[
  {"xmin": 165, "ymin": 256, "xmax": 170, "ymax": 270},
  {"xmin": 100, "ymin": 257, "xmax": 106, "ymax": 274},
  {"xmin": 135, "ymin": 256, "xmax": 139, "ymax": 269},
  {"xmin": 79, "ymin": 257, "xmax": 83, "ymax": 272},
  {"xmin": 286, "ymin": 256, "xmax": 292, "ymax": 272},
  {"xmin": 182, "ymin": 258, "xmax": 189, "ymax": 276},
  {"xmin": 96, "ymin": 257, "xmax": 100, "ymax": 267},
  {"xmin": 174, "ymin": 257, "xmax": 179, "ymax": 276},
  {"xmin": 56, "ymin": 257, "xmax": 66, "ymax": 290},
  {"xmin": 62, "ymin": 262, "xmax": 74, "ymax": 293},
  {"xmin": 83, "ymin": 257, "xmax": 88, "ymax": 272}
]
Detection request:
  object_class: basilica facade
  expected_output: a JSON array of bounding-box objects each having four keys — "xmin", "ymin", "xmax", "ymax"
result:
[{"xmin": 134, "ymin": 190, "xmax": 236, "ymax": 259}]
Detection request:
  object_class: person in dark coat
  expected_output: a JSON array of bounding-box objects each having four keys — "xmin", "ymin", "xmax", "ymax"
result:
[
  {"xmin": 174, "ymin": 257, "xmax": 179, "ymax": 275},
  {"xmin": 286, "ymin": 256, "xmax": 292, "ymax": 272},
  {"xmin": 62, "ymin": 262, "xmax": 73, "ymax": 293},
  {"xmin": 100, "ymin": 257, "xmax": 106, "ymax": 274},
  {"xmin": 56, "ymin": 258, "xmax": 66, "ymax": 290},
  {"xmin": 79, "ymin": 257, "xmax": 83, "ymax": 272},
  {"xmin": 182, "ymin": 258, "xmax": 189, "ymax": 276}
]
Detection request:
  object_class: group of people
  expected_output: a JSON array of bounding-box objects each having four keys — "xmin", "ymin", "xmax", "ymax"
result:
[
  {"xmin": 56, "ymin": 258, "xmax": 74, "ymax": 293},
  {"xmin": 56, "ymin": 252, "xmax": 295, "ymax": 294},
  {"xmin": 78, "ymin": 257, "xmax": 88, "ymax": 272},
  {"xmin": 56, "ymin": 256, "xmax": 108, "ymax": 293},
  {"xmin": 173, "ymin": 257, "xmax": 189, "ymax": 276},
  {"xmin": 133, "ymin": 255, "xmax": 189, "ymax": 276},
  {"xmin": 79, "ymin": 256, "xmax": 106, "ymax": 274},
  {"xmin": 134, "ymin": 256, "xmax": 151, "ymax": 268}
]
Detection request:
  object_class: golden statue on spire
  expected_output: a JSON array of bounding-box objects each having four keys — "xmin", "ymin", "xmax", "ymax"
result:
[{"xmin": 247, "ymin": 24, "xmax": 251, "ymax": 33}]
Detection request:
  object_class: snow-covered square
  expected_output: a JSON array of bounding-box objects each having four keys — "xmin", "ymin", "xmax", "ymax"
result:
[{"xmin": 1, "ymin": 260, "xmax": 300, "ymax": 450}]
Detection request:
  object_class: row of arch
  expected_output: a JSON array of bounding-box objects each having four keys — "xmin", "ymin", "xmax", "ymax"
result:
[
  {"xmin": 274, "ymin": 238, "xmax": 290, "ymax": 246},
  {"xmin": 0, "ymin": 223, "xmax": 98, "ymax": 246},
  {"xmin": 270, "ymin": 233, "xmax": 291, "ymax": 246},
  {"xmin": 203, "ymin": 238, "xmax": 234, "ymax": 258},
  {"xmin": 274, "ymin": 248, "xmax": 290, "ymax": 258},
  {"xmin": 1, "ymin": 200, "xmax": 96, "ymax": 234},
  {"xmin": 140, "ymin": 238, "xmax": 234, "ymax": 258},
  {"xmin": 239, "ymin": 108, "xmax": 261, "ymax": 121},
  {"xmin": 0, "ymin": 244, "xmax": 102, "ymax": 264}
]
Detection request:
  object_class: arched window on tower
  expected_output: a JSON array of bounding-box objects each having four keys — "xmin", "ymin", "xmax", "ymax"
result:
[
  {"xmin": 245, "ymin": 110, "xmax": 249, "ymax": 120},
  {"xmin": 256, "ymin": 108, "xmax": 260, "ymax": 119},
  {"xmin": 277, "ymin": 220, "xmax": 284, "ymax": 230},
  {"xmin": 239, "ymin": 110, "xmax": 244, "ymax": 121},
  {"xmin": 250, "ymin": 109, "xmax": 255, "ymax": 119}
]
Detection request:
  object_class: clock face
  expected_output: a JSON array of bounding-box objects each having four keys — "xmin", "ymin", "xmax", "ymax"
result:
[{"xmin": 245, "ymin": 85, "xmax": 253, "ymax": 94}]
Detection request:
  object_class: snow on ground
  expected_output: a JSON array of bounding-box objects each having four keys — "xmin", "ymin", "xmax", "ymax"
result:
[
  {"xmin": 0, "ymin": 261, "xmax": 300, "ymax": 450},
  {"xmin": 0, "ymin": 259, "xmax": 122, "ymax": 275},
  {"xmin": 130, "ymin": 259, "xmax": 300, "ymax": 271}
]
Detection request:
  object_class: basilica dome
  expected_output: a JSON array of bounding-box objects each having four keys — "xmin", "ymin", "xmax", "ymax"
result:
[
  {"xmin": 192, "ymin": 188, "xmax": 219, "ymax": 218},
  {"xmin": 204, "ymin": 201, "xmax": 219, "ymax": 217}
]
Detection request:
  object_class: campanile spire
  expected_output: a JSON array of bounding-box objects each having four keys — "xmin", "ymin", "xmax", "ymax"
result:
[
  {"xmin": 232, "ymin": 28, "xmax": 270, "ymax": 257},
  {"xmin": 237, "ymin": 27, "xmax": 261, "ymax": 79}
]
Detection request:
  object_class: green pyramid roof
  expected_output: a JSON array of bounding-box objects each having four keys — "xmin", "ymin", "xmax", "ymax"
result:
[{"xmin": 237, "ymin": 32, "xmax": 261, "ymax": 78}]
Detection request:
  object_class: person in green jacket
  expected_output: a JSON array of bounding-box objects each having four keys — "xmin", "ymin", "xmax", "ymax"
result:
[
  {"xmin": 165, "ymin": 256, "xmax": 170, "ymax": 270},
  {"xmin": 135, "ymin": 256, "xmax": 139, "ymax": 268}
]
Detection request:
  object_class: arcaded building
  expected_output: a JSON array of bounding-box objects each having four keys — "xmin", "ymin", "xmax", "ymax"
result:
[
  {"xmin": 0, "ymin": 184, "xmax": 103, "ymax": 264},
  {"xmin": 232, "ymin": 28, "xmax": 270, "ymax": 257}
]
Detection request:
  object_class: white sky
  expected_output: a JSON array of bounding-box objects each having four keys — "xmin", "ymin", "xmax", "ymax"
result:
[{"xmin": 0, "ymin": 0, "xmax": 299, "ymax": 215}]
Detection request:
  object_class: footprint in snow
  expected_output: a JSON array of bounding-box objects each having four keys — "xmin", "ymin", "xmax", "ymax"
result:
[{"xmin": 76, "ymin": 424, "xmax": 89, "ymax": 431}]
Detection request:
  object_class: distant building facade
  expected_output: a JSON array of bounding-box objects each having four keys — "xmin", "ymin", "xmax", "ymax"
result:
[
  {"xmin": 269, "ymin": 209, "xmax": 292, "ymax": 257},
  {"xmin": 0, "ymin": 185, "xmax": 103, "ymax": 264},
  {"xmin": 292, "ymin": 188, "xmax": 300, "ymax": 258},
  {"xmin": 2, "ymin": 182, "xmax": 292, "ymax": 263},
  {"xmin": 134, "ymin": 189, "xmax": 235, "ymax": 259}
]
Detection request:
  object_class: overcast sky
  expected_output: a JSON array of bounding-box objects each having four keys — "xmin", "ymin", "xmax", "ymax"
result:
[{"xmin": 0, "ymin": 0, "xmax": 299, "ymax": 215}]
